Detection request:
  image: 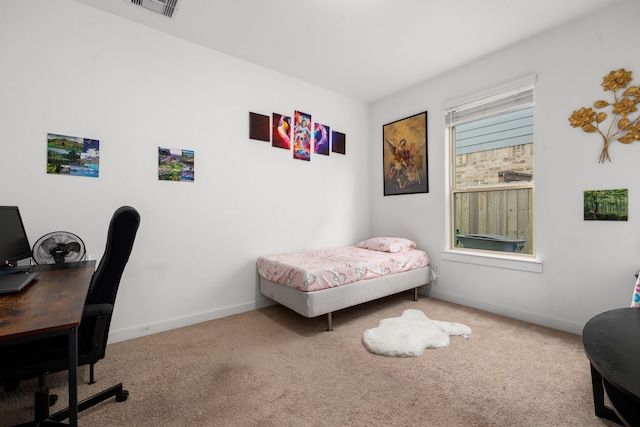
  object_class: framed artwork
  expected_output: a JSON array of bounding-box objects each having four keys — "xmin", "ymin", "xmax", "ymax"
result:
[
  {"xmin": 314, "ymin": 122, "xmax": 330, "ymax": 155},
  {"xmin": 584, "ymin": 189, "xmax": 628, "ymax": 221},
  {"xmin": 249, "ymin": 112, "xmax": 270, "ymax": 142},
  {"xmin": 251, "ymin": 109, "xmax": 346, "ymax": 162},
  {"xmin": 332, "ymin": 131, "xmax": 346, "ymax": 155},
  {"xmin": 293, "ymin": 110, "xmax": 311, "ymax": 161},
  {"xmin": 47, "ymin": 133, "xmax": 100, "ymax": 177},
  {"xmin": 383, "ymin": 111, "xmax": 428, "ymax": 195},
  {"xmin": 158, "ymin": 147, "xmax": 194, "ymax": 182},
  {"xmin": 272, "ymin": 113, "xmax": 291, "ymax": 149}
]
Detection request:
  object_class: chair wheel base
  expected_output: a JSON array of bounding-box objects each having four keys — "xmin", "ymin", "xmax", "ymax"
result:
[
  {"xmin": 116, "ymin": 390, "xmax": 129, "ymax": 402},
  {"xmin": 49, "ymin": 382, "xmax": 129, "ymax": 423},
  {"xmin": 49, "ymin": 394, "xmax": 58, "ymax": 406}
]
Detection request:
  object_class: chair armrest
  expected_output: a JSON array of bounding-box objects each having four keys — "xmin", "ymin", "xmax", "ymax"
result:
[
  {"xmin": 78, "ymin": 303, "xmax": 114, "ymax": 362},
  {"xmin": 82, "ymin": 303, "xmax": 113, "ymax": 319}
]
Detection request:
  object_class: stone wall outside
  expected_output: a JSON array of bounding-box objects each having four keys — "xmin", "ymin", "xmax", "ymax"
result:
[{"xmin": 455, "ymin": 143, "xmax": 534, "ymax": 187}]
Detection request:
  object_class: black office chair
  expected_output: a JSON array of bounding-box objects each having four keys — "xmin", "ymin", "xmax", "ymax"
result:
[{"xmin": 0, "ymin": 205, "xmax": 140, "ymax": 425}]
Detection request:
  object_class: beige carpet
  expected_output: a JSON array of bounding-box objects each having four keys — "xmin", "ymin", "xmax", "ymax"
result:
[{"xmin": 0, "ymin": 294, "xmax": 617, "ymax": 426}]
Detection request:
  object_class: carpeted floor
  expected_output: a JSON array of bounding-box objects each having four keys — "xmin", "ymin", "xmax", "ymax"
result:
[{"xmin": 0, "ymin": 294, "xmax": 618, "ymax": 426}]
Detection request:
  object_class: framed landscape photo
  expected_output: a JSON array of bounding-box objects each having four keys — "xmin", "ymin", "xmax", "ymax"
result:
[
  {"xmin": 584, "ymin": 189, "xmax": 628, "ymax": 221},
  {"xmin": 47, "ymin": 133, "xmax": 100, "ymax": 177},
  {"xmin": 383, "ymin": 111, "xmax": 428, "ymax": 195}
]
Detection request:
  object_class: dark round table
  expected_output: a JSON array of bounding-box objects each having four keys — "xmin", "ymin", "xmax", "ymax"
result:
[{"xmin": 583, "ymin": 308, "xmax": 640, "ymax": 426}]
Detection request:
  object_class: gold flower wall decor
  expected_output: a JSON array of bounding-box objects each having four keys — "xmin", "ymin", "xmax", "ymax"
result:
[{"xmin": 569, "ymin": 68, "xmax": 640, "ymax": 163}]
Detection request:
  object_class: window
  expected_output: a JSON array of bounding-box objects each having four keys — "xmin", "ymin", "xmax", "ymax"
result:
[{"xmin": 445, "ymin": 75, "xmax": 536, "ymax": 256}]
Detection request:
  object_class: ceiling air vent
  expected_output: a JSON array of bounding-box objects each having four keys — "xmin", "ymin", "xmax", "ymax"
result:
[{"xmin": 129, "ymin": 0, "xmax": 180, "ymax": 19}]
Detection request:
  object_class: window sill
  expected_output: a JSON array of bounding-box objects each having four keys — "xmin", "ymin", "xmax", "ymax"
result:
[{"xmin": 441, "ymin": 249, "xmax": 543, "ymax": 273}]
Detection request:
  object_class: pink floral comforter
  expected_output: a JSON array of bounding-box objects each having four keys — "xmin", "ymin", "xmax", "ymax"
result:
[{"xmin": 257, "ymin": 246, "xmax": 429, "ymax": 292}]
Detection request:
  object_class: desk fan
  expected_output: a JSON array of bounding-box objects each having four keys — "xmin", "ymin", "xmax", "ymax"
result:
[{"xmin": 32, "ymin": 231, "xmax": 86, "ymax": 264}]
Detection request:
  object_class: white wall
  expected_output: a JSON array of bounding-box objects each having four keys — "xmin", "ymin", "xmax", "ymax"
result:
[
  {"xmin": 0, "ymin": 0, "xmax": 370, "ymax": 342},
  {"xmin": 4, "ymin": 0, "xmax": 638, "ymax": 341},
  {"xmin": 371, "ymin": 0, "xmax": 640, "ymax": 334}
]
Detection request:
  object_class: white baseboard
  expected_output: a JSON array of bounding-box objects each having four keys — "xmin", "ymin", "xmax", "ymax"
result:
[
  {"xmin": 109, "ymin": 290, "xmax": 584, "ymax": 343},
  {"xmin": 108, "ymin": 298, "xmax": 276, "ymax": 344},
  {"xmin": 422, "ymin": 288, "xmax": 584, "ymax": 335}
]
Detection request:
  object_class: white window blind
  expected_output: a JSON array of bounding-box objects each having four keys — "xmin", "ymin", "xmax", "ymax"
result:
[{"xmin": 444, "ymin": 74, "xmax": 537, "ymax": 127}]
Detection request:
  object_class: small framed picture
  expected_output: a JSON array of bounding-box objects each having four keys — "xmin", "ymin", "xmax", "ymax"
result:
[{"xmin": 584, "ymin": 189, "xmax": 628, "ymax": 221}]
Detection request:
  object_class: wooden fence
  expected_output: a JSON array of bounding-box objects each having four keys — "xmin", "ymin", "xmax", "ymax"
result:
[{"xmin": 454, "ymin": 187, "xmax": 533, "ymax": 254}]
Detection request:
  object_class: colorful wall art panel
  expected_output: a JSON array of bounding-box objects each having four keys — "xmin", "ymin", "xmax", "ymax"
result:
[
  {"xmin": 248, "ymin": 109, "xmax": 346, "ymax": 162},
  {"xmin": 314, "ymin": 122, "xmax": 330, "ymax": 156},
  {"xmin": 272, "ymin": 113, "xmax": 291, "ymax": 149},
  {"xmin": 158, "ymin": 147, "xmax": 195, "ymax": 182},
  {"xmin": 293, "ymin": 110, "xmax": 311, "ymax": 161},
  {"xmin": 47, "ymin": 133, "xmax": 99, "ymax": 177},
  {"xmin": 249, "ymin": 112, "xmax": 270, "ymax": 142},
  {"xmin": 331, "ymin": 130, "xmax": 346, "ymax": 155}
]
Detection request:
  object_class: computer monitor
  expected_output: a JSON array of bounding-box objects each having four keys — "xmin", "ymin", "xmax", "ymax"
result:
[{"xmin": 0, "ymin": 206, "xmax": 33, "ymax": 266}]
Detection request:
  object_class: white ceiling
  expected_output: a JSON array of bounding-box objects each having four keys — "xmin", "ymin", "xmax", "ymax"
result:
[{"xmin": 72, "ymin": 0, "xmax": 620, "ymax": 102}]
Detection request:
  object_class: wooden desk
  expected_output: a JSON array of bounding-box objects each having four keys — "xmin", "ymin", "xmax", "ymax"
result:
[
  {"xmin": 583, "ymin": 308, "xmax": 640, "ymax": 426},
  {"xmin": 0, "ymin": 261, "xmax": 95, "ymax": 427}
]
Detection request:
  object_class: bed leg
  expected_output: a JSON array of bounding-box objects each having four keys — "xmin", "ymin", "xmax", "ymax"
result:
[
  {"xmin": 326, "ymin": 312, "xmax": 333, "ymax": 331},
  {"xmin": 413, "ymin": 287, "xmax": 418, "ymax": 301}
]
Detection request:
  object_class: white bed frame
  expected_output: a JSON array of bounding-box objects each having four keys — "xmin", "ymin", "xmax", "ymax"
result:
[{"xmin": 259, "ymin": 266, "xmax": 431, "ymax": 331}]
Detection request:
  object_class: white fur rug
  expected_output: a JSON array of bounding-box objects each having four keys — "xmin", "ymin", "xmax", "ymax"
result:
[{"xmin": 362, "ymin": 309, "xmax": 472, "ymax": 357}]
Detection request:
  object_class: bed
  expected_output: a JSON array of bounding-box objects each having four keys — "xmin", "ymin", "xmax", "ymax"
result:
[{"xmin": 257, "ymin": 237, "xmax": 431, "ymax": 330}]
